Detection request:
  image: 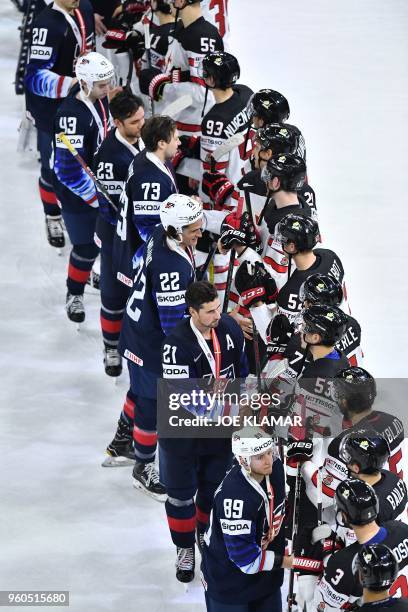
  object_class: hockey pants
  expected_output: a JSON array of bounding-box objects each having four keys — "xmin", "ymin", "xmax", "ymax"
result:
[{"xmin": 159, "ymin": 445, "xmax": 231, "ymax": 548}]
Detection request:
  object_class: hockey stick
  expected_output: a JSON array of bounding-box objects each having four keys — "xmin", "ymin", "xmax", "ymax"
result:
[
  {"xmin": 124, "ymin": 49, "xmax": 134, "ymax": 93},
  {"xmin": 57, "ymin": 133, "xmax": 118, "ymax": 212},
  {"xmin": 143, "ymin": 18, "xmax": 155, "ymax": 115},
  {"xmin": 196, "ymin": 243, "xmax": 217, "ymax": 282},
  {"xmin": 222, "ymin": 194, "xmax": 244, "ymax": 313},
  {"xmin": 14, "ymin": 0, "xmax": 37, "ymax": 95},
  {"xmin": 161, "ymin": 94, "xmax": 192, "ymax": 118},
  {"xmin": 287, "ymin": 462, "xmax": 302, "ymax": 612}
]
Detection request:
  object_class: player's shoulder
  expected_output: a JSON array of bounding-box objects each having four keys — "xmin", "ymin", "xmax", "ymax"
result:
[
  {"xmin": 33, "ymin": 4, "xmax": 66, "ymax": 28},
  {"xmin": 219, "ymin": 313, "xmax": 244, "ymax": 343},
  {"xmin": 178, "ymin": 16, "xmax": 223, "ymax": 49},
  {"xmin": 233, "ymin": 84, "xmax": 253, "ymax": 104},
  {"xmin": 345, "ymin": 313, "xmax": 361, "ymax": 333},
  {"xmin": 219, "ymin": 463, "xmax": 259, "ymax": 505},
  {"xmin": 383, "ymin": 519, "xmax": 408, "ymax": 536}
]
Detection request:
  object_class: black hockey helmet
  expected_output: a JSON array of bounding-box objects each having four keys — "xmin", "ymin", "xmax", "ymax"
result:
[
  {"xmin": 335, "ymin": 478, "xmax": 379, "ymax": 526},
  {"xmin": 202, "ymin": 51, "xmax": 240, "ymax": 89},
  {"xmin": 255, "ymin": 123, "xmax": 299, "ymax": 156},
  {"xmin": 151, "ymin": 0, "xmax": 173, "ymax": 14},
  {"xmin": 339, "ymin": 428, "xmax": 390, "ymax": 474},
  {"xmin": 247, "ymin": 89, "xmax": 290, "ymax": 124},
  {"xmin": 277, "ymin": 213, "xmax": 319, "ymax": 252},
  {"xmin": 302, "ymin": 304, "xmax": 348, "ymax": 346},
  {"xmin": 261, "ymin": 153, "xmax": 306, "ymax": 192},
  {"xmin": 354, "ymin": 544, "xmax": 398, "ymax": 591},
  {"xmin": 299, "ymin": 274, "xmax": 343, "ymax": 307},
  {"xmin": 334, "ymin": 367, "xmax": 377, "ymax": 414}
]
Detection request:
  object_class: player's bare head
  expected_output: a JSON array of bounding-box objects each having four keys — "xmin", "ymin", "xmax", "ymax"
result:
[
  {"xmin": 110, "ymin": 91, "xmax": 145, "ymax": 138},
  {"xmin": 171, "ymin": 0, "xmax": 201, "ymax": 10},
  {"xmin": 334, "ymin": 367, "xmax": 377, "ymax": 417},
  {"xmin": 151, "ymin": 0, "xmax": 173, "ymax": 14},
  {"xmin": 55, "ymin": 0, "xmax": 80, "ymax": 12},
  {"xmin": 141, "ymin": 115, "xmax": 179, "ymax": 157},
  {"xmin": 185, "ymin": 282, "xmax": 221, "ymax": 328},
  {"xmin": 232, "ymin": 427, "xmax": 275, "ymax": 476}
]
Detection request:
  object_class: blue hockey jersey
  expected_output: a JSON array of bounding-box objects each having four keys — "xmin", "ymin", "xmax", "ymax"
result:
[
  {"xmin": 24, "ymin": 0, "xmax": 95, "ymax": 133},
  {"xmin": 92, "ymin": 129, "xmax": 143, "ymax": 251},
  {"xmin": 53, "ymin": 87, "xmax": 112, "ymax": 212},
  {"xmin": 118, "ymin": 225, "xmax": 195, "ymax": 373},
  {"xmin": 201, "ymin": 460, "xmax": 286, "ymax": 604},
  {"xmin": 112, "ymin": 150, "xmax": 177, "ymax": 287}
]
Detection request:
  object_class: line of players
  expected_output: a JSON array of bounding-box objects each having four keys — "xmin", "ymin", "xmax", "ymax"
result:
[{"xmin": 18, "ymin": 0, "xmax": 408, "ymax": 609}]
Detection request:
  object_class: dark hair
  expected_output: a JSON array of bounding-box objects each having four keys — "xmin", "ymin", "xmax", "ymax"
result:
[
  {"xmin": 141, "ymin": 115, "xmax": 177, "ymax": 152},
  {"xmin": 185, "ymin": 281, "xmax": 218, "ymax": 312},
  {"xmin": 109, "ymin": 91, "xmax": 144, "ymax": 121}
]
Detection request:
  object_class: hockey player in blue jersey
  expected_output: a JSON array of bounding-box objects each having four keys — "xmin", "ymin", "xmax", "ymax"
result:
[
  {"xmin": 102, "ymin": 194, "xmax": 203, "ymax": 499},
  {"xmin": 93, "ymin": 90, "xmax": 145, "ymax": 377},
  {"xmin": 24, "ymin": 0, "xmax": 95, "ymax": 248},
  {"xmin": 159, "ymin": 281, "xmax": 248, "ymax": 582},
  {"xmin": 112, "ymin": 114, "xmax": 180, "ymax": 287},
  {"xmin": 53, "ymin": 52, "xmax": 115, "ymax": 323},
  {"xmin": 201, "ymin": 427, "xmax": 292, "ymax": 611}
]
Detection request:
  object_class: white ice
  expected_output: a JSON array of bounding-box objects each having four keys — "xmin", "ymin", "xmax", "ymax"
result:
[{"xmin": 1, "ymin": 1, "xmax": 407, "ymax": 611}]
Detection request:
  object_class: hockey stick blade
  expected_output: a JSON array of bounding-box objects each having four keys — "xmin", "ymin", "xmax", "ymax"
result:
[
  {"xmin": 162, "ymin": 94, "xmax": 192, "ymax": 118},
  {"xmin": 212, "ymin": 132, "xmax": 245, "ymax": 161}
]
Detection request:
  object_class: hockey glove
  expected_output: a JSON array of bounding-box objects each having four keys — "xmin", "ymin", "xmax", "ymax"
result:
[
  {"xmin": 286, "ymin": 439, "xmax": 313, "ymax": 462},
  {"xmin": 103, "ymin": 29, "xmax": 145, "ymax": 59},
  {"xmin": 172, "ymin": 135, "xmax": 201, "ymax": 170},
  {"xmin": 202, "ymin": 171, "xmax": 234, "ymax": 208},
  {"xmin": 267, "ymin": 314, "xmax": 294, "ymax": 348},
  {"xmin": 235, "ymin": 260, "xmax": 278, "ymax": 308}
]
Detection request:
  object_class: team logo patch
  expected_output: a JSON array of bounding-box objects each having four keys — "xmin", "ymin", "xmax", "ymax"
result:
[
  {"xmin": 359, "ymin": 440, "xmax": 369, "ymax": 451},
  {"xmin": 325, "ymin": 311, "xmax": 335, "ymax": 321},
  {"xmin": 323, "ymin": 474, "xmax": 333, "ymax": 487}
]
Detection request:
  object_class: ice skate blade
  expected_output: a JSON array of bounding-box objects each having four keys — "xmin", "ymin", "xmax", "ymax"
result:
[
  {"xmin": 101, "ymin": 455, "xmax": 135, "ymax": 468},
  {"xmin": 132, "ymin": 478, "xmax": 167, "ymax": 503}
]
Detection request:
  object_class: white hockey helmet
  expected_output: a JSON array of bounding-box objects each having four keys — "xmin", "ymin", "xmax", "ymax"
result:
[
  {"xmin": 75, "ymin": 52, "xmax": 115, "ymax": 95},
  {"xmin": 232, "ymin": 427, "xmax": 275, "ymax": 471},
  {"xmin": 160, "ymin": 193, "xmax": 203, "ymax": 236}
]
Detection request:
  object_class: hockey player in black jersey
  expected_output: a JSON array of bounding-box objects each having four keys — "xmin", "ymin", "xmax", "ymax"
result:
[
  {"xmin": 201, "ymin": 427, "xmax": 291, "ymax": 611},
  {"xmin": 112, "ymin": 115, "xmax": 180, "ymax": 287},
  {"xmin": 315, "ymin": 479, "xmax": 408, "ymax": 610},
  {"xmin": 24, "ymin": 0, "xmax": 95, "ymax": 248},
  {"xmin": 355, "ymin": 544, "xmax": 408, "ymax": 610},
  {"xmin": 335, "ymin": 367, "xmax": 405, "ymax": 478},
  {"xmin": 159, "ymin": 281, "xmax": 248, "ymax": 582},
  {"xmin": 284, "ymin": 274, "xmax": 362, "ymax": 374},
  {"xmin": 139, "ymin": 0, "xmax": 223, "ymax": 136},
  {"xmin": 102, "ymin": 195, "xmax": 202, "ymax": 499},
  {"xmin": 53, "ymin": 52, "xmax": 115, "ymax": 323},
  {"xmin": 92, "ymin": 90, "xmax": 145, "ymax": 377}
]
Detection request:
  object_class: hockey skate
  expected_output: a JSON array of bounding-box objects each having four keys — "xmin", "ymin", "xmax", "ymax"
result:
[
  {"xmin": 176, "ymin": 547, "xmax": 195, "ymax": 583},
  {"xmin": 86, "ymin": 269, "xmax": 100, "ymax": 291},
  {"xmin": 45, "ymin": 215, "xmax": 65, "ymax": 249},
  {"xmin": 132, "ymin": 461, "xmax": 166, "ymax": 502},
  {"xmin": 103, "ymin": 347, "xmax": 122, "ymax": 377},
  {"xmin": 195, "ymin": 528, "xmax": 205, "ymax": 555},
  {"xmin": 102, "ymin": 420, "xmax": 135, "ymax": 467},
  {"xmin": 65, "ymin": 293, "xmax": 85, "ymax": 324}
]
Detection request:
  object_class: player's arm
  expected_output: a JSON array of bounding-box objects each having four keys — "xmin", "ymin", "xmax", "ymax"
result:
[
  {"xmin": 24, "ymin": 21, "xmax": 74, "ymax": 98},
  {"xmin": 301, "ymin": 453, "xmax": 348, "ymax": 509},
  {"xmin": 53, "ymin": 115, "xmax": 98, "ymax": 206}
]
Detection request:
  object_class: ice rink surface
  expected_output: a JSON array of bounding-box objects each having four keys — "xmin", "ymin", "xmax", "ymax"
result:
[{"xmin": 1, "ymin": 1, "xmax": 407, "ymax": 610}]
